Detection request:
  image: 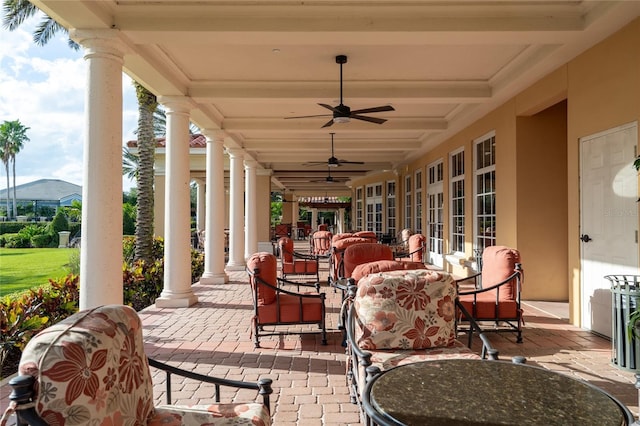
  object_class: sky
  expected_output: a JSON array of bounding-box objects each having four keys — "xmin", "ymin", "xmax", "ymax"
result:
[{"xmin": 0, "ymin": 14, "xmax": 139, "ymax": 192}]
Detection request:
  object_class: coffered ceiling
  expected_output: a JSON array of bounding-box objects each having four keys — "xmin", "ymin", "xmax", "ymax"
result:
[{"xmin": 35, "ymin": 0, "xmax": 640, "ymax": 197}]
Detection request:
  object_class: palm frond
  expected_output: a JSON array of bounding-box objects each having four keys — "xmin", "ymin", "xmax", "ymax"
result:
[
  {"xmin": 33, "ymin": 15, "xmax": 64, "ymax": 47},
  {"xmin": 2, "ymin": 0, "xmax": 38, "ymax": 30}
]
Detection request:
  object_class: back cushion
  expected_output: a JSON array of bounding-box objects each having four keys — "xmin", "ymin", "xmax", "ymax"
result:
[
  {"xmin": 312, "ymin": 230, "xmax": 332, "ymax": 254},
  {"xmin": 247, "ymin": 252, "xmax": 278, "ymax": 304},
  {"xmin": 18, "ymin": 305, "xmax": 155, "ymax": 425},
  {"xmin": 351, "ymin": 260, "xmax": 426, "ymax": 283},
  {"xmin": 332, "ymin": 233, "xmax": 354, "ymax": 243},
  {"xmin": 278, "ymin": 237, "xmax": 294, "ymax": 262},
  {"xmin": 354, "ymin": 270, "xmax": 457, "ymax": 350},
  {"xmin": 354, "ymin": 231, "xmax": 377, "ymax": 241},
  {"xmin": 408, "ymin": 234, "xmax": 426, "ymax": 262},
  {"xmin": 481, "ymin": 246, "xmax": 521, "ymax": 299},
  {"xmin": 343, "ymin": 243, "xmax": 393, "ymax": 278}
]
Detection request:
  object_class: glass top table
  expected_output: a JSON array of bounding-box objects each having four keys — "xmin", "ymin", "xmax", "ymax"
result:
[{"xmin": 363, "ymin": 359, "xmax": 634, "ymax": 426}]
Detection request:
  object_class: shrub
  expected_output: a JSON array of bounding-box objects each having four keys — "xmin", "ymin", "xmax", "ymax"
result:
[
  {"xmin": 5, "ymin": 234, "xmax": 32, "ymax": 248},
  {"xmin": 123, "ymin": 259, "xmax": 165, "ymax": 311},
  {"xmin": 31, "ymin": 233, "xmax": 55, "ymax": 248},
  {"xmin": 50, "ymin": 210, "xmax": 69, "ymax": 234},
  {"xmin": 0, "ymin": 222, "xmax": 30, "ymax": 235},
  {"xmin": 66, "ymin": 250, "xmax": 81, "ymax": 275}
]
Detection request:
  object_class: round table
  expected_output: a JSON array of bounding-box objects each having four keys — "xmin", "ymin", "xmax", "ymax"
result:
[{"xmin": 363, "ymin": 359, "xmax": 634, "ymax": 425}]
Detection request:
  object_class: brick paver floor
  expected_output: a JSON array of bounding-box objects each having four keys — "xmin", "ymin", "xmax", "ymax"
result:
[{"xmin": 1, "ymin": 247, "xmax": 638, "ymax": 425}]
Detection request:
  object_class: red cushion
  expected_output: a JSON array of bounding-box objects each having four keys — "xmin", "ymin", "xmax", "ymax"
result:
[
  {"xmin": 351, "ymin": 260, "xmax": 427, "ymax": 282},
  {"xmin": 247, "ymin": 252, "xmax": 277, "ymax": 305},
  {"xmin": 282, "ymin": 260, "xmax": 319, "ymax": 274},
  {"xmin": 278, "ymin": 237, "xmax": 294, "ymax": 262},
  {"xmin": 257, "ymin": 294, "xmax": 324, "ymax": 323},
  {"xmin": 459, "ymin": 292, "xmax": 519, "ymax": 319},
  {"xmin": 481, "ymin": 246, "xmax": 521, "ymax": 300},
  {"xmin": 332, "ymin": 233, "xmax": 355, "ymax": 243},
  {"xmin": 407, "ymin": 234, "xmax": 426, "ymax": 262},
  {"xmin": 354, "ymin": 231, "xmax": 377, "ymax": 241},
  {"xmin": 311, "ymin": 230, "xmax": 333, "ymax": 255},
  {"xmin": 343, "ymin": 243, "xmax": 393, "ymax": 278}
]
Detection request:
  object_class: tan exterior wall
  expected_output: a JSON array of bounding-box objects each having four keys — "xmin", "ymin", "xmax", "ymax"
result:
[
  {"xmin": 566, "ymin": 18, "xmax": 640, "ymax": 324},
  {"xmin": 351, "ymin": 18, "xmax": 640, "ymax": 326}
]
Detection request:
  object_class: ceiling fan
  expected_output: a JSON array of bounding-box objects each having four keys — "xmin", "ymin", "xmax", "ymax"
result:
[
  {"xmin": 311, "ymin": 166, "xmax": 349, "ymax": 184},
  {"xmin": 304, "ymin": 133, "xmax": 364, "ymax": 168},
  {"xmin": 286, "ymin": 54, "xmax": 395, "ymax": 128}
]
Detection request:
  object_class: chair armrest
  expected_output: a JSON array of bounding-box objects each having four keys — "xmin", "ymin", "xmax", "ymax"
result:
[
  {"xmin": 454, "ymin": 272, "xmax": 481, "ymax": 290},
  {"xmin": 148, "ymin": 358, "xmax": 273, "ymax": 413},
  {"xmin": 289, "ymin": 249, "xmax": 319, "ymax": 261},
  {"xmin": 8, "ymin": 375, "xmax": 48, "ymax": 426},
  {"xmin": 256, "ymin": 276, "xmax": 325, "ymax": 299},
  {"xmin": 457, "ymin": 267, "xmax": 521, "ymax": 298},
  {"xmin": 345, "ymin": 300, "xmax": 373, "ymax": 369}
]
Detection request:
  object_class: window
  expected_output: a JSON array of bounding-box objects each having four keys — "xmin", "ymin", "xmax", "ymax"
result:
[
  {"xmin": 450, "ymin": 149, "xmax": 465, "ymax": 254},
  {"xmin": 404, "ymin": 175, "xmax": 412, "ymax": 230},
  {"xmin": 474, "ymin": 132, "xmax": 496, "ymax": 251},
  {"xmin": 414, "ymin": 169, "xmax": 423, "ymax": 235},
  {"xmin": 366, "ymin": 183, "xmax": 383, "ymax": 236},
  {"xmin": 386, "ymin": 180, "xmax": 396, "ymax": 238},
  {"xmin": 427, "ymin": 161, "xmax": 444, "ymax": 267},
  {"xmin": 356, "ymin": 187, "xmax": 364, "ymax": 231}
]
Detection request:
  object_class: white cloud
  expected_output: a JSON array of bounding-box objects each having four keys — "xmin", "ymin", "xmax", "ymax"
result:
[{"xmin": 0, "ymin": 16, "xmax": 139, "ymax": 192}]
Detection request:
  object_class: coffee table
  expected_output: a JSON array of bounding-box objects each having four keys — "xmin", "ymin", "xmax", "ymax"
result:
[{"xmin": 362, "ymin": 359, "xmax": 634, "ymax": 425}]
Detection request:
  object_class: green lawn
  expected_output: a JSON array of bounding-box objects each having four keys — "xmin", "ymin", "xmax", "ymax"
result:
[{"xmin": 0, "ymin": 248, "xmax": 78, "ymax": 297}]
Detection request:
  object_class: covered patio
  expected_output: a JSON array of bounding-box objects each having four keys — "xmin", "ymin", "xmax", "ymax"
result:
[{"xmin": 4, "ymin": 256, "xmax": 636, "ymax": 425}]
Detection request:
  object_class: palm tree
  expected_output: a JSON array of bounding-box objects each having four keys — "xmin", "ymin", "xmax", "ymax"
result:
[
  {"xmin": 133, "ymin": 81, "xmax": 157, "ymax": 263},
  {"xmin": 0, "ymin": 141, "xmax": 9, "ymax": 218},
  {"xmin": 0, "ymin": 120, "xmax": 30, "ymax": 218}
]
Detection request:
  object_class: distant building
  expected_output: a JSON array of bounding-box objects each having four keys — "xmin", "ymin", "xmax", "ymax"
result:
[{"xmin": 0, "ymin": 179, "xmax": 82, "ymax": 217}]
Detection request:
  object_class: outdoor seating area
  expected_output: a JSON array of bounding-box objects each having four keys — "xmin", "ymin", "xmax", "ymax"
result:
[{"xmin": 2, "ymin": 241, "xmax": 639, "ymax": 425}]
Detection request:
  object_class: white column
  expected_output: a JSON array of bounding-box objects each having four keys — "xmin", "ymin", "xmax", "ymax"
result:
[
  {"xmin": 244, "ymin": 159, "xmax": 258, "ymax": 259},
  {"xmin": 200, "ymin": 130, "xmax": 228, "ymax": 284},
  {"xmin": 156, "ymin": 96, "xmax": 198, "ymax": 307},
  {"xmin": 338, "ymin": 208, "xmax": 345, "ymax": 234},
  {"xmin": 226, "ymin": 148, "xmax": 245, "ymax": 270},
  {"xmin": 73, "ymin": 30, "xmax": 124, "ymax": 310},
  {"xmin": 194, "ymin": 178, "xmax": 205, "ymax": 232},
  {"xmin": 311, "ymin": 208, "xmax": 318, "ymax": 231}
]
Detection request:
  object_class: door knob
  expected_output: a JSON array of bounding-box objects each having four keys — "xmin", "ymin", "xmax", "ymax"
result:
[{"xmin": 580, "ymin": 234, "xmax": 592, "ymax": 242}]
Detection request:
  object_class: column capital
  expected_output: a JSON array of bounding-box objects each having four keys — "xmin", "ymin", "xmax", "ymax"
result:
[
  {"xmin": 227, "ymin": 148, "xmax": 244, "ymax": 159},
  {"xmin": 202, "ymin": 128, "xmax": 227, "ymax": 141},
  {"xmin": 244, "ymin": 159, "xmax": 258, "ymax": 169},
  {"xmin": 70, "ymin": 29, "xmax": 128, "ymax": 59},
  {"xmin": 159, "ymin": 96, "xmax": 196, "ymax": 114}
]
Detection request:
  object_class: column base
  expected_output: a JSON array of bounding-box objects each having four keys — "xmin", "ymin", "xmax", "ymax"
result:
[
  {"xmin": 199, "ymin": 272, "xmax": 229, "ymax": 284},
  {"xmin": 155, "ymin": 293, "xmax": 198, "ymax": 308},
  {"xmin": 225, "ymin": 262, "xmax": 246, "ymax": 271}
]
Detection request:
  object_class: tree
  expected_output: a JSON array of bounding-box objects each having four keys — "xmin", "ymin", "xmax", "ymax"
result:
[
  {"xmin": 0, "ymin": 120, "xmax": 29, "ymax": 219},
  {"xmin": 133, "ymin": 82, "xmax": 157, "ymax": 263},
  {"xmin": 0, "ymin": 120, "xmax": 30, "ymax": 218}
]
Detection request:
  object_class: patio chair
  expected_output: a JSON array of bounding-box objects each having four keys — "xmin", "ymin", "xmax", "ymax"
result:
[
  {"xmin": 246, "ymin": 252, "xmax": 327, "ymax": 348},
  {"xmin": 395, "ymin": 233, "xmax": 427, "ymax": 262},
  {"xmin": 277, "ymin": 236, "xmax": 320, "ymax": 282},
  {"xmin": 344, "ymin": 269, "xmax": 498, "ymax": 414},
  {"xmin": 455, "ymin": 245, "xmax": 524, "ymax": 343},
  {"xmin": 328, "ymin": 236, "xmax": 378, "ymax": 286},
  {"xmin": 309, "ymin": 230, "xmax": 333, "ymax": 257},
  {"xmin": 6, "ymin": 304, "xmax": 273, "ymax": 426}
]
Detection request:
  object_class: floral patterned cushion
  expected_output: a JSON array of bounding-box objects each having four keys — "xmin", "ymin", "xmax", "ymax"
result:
[
  {"xmin": 18, "ymin": 304, "xmax": 271, "ymax": 426},
  {"xmin": 354, "ymin": 270, "xmax": 456, "ymax": 350}
]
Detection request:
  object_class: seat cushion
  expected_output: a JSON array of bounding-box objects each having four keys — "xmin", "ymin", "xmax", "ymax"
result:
[
  {"xmin": 18, "ymin": 305, "xmax": 155, "ymax": 425},
  {"xmin": 257, "ymin": 294, "xmax": 324, "ymax": 324},
  {"xmin": 351, "ymin": 260, "xmax": 426, "ymax": 283},
  {"xmin": 354, "ymin": 270, "xmax": 456, "ymax": 350},
  {"xmin": 154, "ymin": 403, "xmax": 271, "ymax": 426},
  {"xmin": 247, "ymin": 252, "xmax": 278, "ymax": 305},
  {"xmin": 481, "ymin": 246, "xmax": 521, "ymax": 299},
  {"xmin": 459, "ymin": 292, "xmax": 519, "ymax": 319},
  {"xmin": 343, "ymin": 243, "xmax": 394, "ymax": 278}
]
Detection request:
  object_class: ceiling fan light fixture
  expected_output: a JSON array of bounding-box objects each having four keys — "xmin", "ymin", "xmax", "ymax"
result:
[{"xmin": 333, "ymin": 116, "xmax": 350, "ymax": 124}]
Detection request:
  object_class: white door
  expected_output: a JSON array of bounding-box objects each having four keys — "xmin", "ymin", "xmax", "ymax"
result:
[{"xmin": 580, "ymin": 122, "xmax": 638, "ymax": 338}]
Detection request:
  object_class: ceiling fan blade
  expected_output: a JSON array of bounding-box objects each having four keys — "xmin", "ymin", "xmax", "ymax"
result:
[
  {"xmin": 318, "ymin": 103, "xmax": 340, "ymax": 113},
  {"xmin": 350, "ymin": 114, "xmax": 387, "ymax": 125},
  {"xmin": 337, "ymin": 159, "xmax": 365, "ymax": 165},
  {"xmin": 350, "ymin": 105, "xmax": 395, "ymax": 115},
  {"xmin": 285, "ymin": 113, "xmax": 332, "ymax": 119},
  {"xmin": 303, "ymin": 161, "xmax": 331, "ymax": 166},
  {"xmin": 321, "ymin": 119, "xmax": 335, "ymax": 128}
]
